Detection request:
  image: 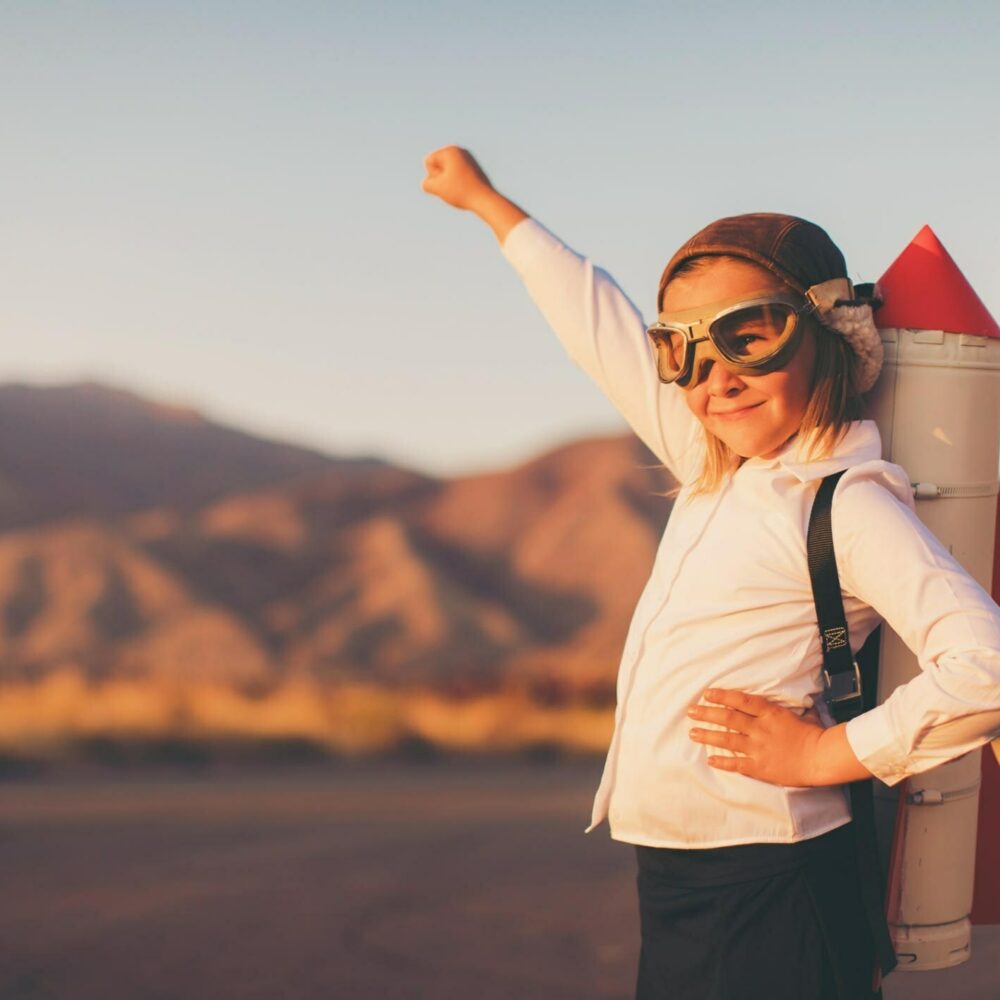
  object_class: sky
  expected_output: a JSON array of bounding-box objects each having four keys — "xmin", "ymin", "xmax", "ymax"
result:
[{"xmin": 1, "ymin": 0, "xmax": 998, "ymax": 477}]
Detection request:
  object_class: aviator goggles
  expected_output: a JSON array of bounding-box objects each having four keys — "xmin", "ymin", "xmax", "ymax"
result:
[{"xmin": 645, "ymin": 279, "xmax": 853, "ymax": 389}]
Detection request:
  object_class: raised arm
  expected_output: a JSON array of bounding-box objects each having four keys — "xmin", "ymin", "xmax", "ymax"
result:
[{"xmin": 421, "ymin": 145, "xmax": 704, "ymax": 484}]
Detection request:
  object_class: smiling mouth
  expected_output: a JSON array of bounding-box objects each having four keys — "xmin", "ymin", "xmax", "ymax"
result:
[{"xmin": 711, "ymin": 402, "xmax": 764, "ymax": 419}]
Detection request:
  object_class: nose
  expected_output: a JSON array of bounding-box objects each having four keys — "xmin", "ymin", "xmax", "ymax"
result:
[{"xmin": 692, "ymin": 355, "xmax": 745, "ymax": 396}]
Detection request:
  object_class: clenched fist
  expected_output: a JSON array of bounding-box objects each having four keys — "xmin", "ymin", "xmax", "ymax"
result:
[
  {"xmin": 421, "ymin": 145, "xmax": 495, "ymax": 212},
  {"xmin": 421, "ymin": 145, "xmax": 528, "ymax": 244}
]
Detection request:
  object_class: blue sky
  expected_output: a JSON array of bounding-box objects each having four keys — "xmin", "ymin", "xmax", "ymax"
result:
[{"xmin": 1, "ymin": 1, "xmax": 997, "ymax": 476}]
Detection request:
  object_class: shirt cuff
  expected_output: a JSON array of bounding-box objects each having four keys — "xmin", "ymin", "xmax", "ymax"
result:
[
  {"xmin": 500, "ymin": 216, "xmax": 562, "ymax": 279},
  {"xmin": 844, "ymin": 706, "xmax": 910, "ymax": 787}
]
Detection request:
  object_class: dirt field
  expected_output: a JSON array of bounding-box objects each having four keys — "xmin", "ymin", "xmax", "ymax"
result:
[{"xmin": 0, "ymin": 760, "xmax": 995, "ymax": 999}]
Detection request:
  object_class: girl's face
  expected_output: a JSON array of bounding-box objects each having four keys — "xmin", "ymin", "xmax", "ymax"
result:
[{"xmin": 659, "ymin": 258, "xmax": 817, "ymax": 461}]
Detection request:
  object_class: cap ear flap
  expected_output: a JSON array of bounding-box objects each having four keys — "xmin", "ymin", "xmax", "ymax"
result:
[{"xmin": 811, "ymin": 300, "xmax": 884, "ymax": 393}]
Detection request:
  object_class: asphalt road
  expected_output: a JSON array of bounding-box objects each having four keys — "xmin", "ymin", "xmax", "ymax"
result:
[{"xmin": 0, "ymin": 760, "xmax": 996, "ymax": 999}]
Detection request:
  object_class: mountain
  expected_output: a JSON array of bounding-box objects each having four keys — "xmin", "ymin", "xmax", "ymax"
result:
[
  {"xmin": 0, "ymin": 380, "xmax": 398, "ymax": 529},
  {"xmin": 0, "ymin": 379, "xmax": 678, "ymax": 758}
]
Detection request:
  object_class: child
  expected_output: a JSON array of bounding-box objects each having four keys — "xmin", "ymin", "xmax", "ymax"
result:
[{"xmin": 421, "ymin": 145, "xmax": 1000, "ymax": 999}]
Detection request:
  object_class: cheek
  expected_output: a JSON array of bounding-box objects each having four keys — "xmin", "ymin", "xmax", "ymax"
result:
[
  {"xmin": 743, "ymin": 372, "xmax": 802, "ymax": 416},
  {"xmin": 771, "ymin": 372, "xmax": 800, "ymax": 405},
  {"xmin": 770, "ymin": 377, "xmax": 808, "ymax": 416},
  {"xmin": 683, "ymin": 387, "xmax": 705, "ymax": 417},
  {"xmin": 754, "ymin": 350, "xmax": 815, "ymax": 414}
]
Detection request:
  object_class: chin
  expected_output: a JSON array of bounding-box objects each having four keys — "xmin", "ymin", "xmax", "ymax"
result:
[
  {"xmin": 713, "ymin": 427, "xmax": 764, "ymax": 456},
  {"xmin": 718, "ymin": 430, "xmax": 782, "ymax": 460},
  {"xmin": 706, "ymin": 410, "xmax": 795, "ymax": 459}
]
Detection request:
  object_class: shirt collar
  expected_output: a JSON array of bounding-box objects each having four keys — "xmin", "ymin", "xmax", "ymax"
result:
[{"xmin": 740, "ymin": 420, "xmax": 883, "ymax": 483}]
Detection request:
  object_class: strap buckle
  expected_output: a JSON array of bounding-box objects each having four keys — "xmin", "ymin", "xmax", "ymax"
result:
[{"xmin": 823, "ymin": 660, "xmax": 863, "ymax": 704}]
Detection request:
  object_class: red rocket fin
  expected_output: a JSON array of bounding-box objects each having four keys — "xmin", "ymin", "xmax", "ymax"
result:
[{"xmin": 875, "ymin": 225, "xmax": 1000, "ymax": 338}]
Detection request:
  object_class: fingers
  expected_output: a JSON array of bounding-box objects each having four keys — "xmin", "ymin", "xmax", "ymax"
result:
[
  {"xmin": 423, "ymin": 144, "xmax": 455, "ymax": 169},
  {"xmin": 687, "ymin": 704, "xmax": 750, "ymax": 732},
  {"xmin": 689, "ymin": 727, "xmax": 750, "ymax": 754},
  {"xmin": 707, "ymin": 755, "xmax": 752, "ymax": 774},
  {"xmin": 422, "ymin": 149, "xmax": 448, "ymax": 185},
  {"xmin": 422, "ymin": 144, "xmax": 467, "ymax": 175},
  {"xmin": 701, "ymin": 688, "xmax": 773, "ymax": 716},
  {"xmin": 421, "ymin": 147, "xmax": 452, "ymax": 194}
]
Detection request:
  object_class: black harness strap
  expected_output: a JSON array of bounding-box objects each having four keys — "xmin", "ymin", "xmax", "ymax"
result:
[{"xmin": 807, "ymin": 471, "xmax": 898, "ymax": 982}]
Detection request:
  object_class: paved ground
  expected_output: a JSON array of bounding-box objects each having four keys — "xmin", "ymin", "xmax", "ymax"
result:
[{"xmin": 0, "ymin": 760, "xmax": 996, "ymax": 999}]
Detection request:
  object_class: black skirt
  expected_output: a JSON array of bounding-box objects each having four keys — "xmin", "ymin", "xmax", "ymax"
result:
[{"xmin": 633, "ymin": 821, "xmax": 884, "ymax": 1000}]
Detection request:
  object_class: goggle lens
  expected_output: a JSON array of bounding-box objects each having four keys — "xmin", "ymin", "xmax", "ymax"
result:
[
  {"xmin": 648, "ymin": 328, "xmax": 688, "ymax": 380},
  {"xmin": 710, "ymin": 303, "xmax": 797, "ymax": 361}
]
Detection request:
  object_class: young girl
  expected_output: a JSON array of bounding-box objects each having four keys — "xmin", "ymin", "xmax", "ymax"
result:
[{"xmin": 421, "ymin": 145, "xmax": 1000, "ymax": 999}]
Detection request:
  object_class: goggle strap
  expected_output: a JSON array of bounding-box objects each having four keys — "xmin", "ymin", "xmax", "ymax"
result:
[{"xmin": 806, "ymin": 277, "xmax": 855, "ymax": 312}]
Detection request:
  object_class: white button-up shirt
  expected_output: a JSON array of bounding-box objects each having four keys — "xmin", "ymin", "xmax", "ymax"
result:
[{"xmin": 501, "ymin": 215, "xmax": 1000, "ymax": 849}]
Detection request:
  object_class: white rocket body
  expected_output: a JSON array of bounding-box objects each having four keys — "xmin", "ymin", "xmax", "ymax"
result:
[{"xmin": 865, "ymin": 325, "xmax": 1000, "ymax": 970}]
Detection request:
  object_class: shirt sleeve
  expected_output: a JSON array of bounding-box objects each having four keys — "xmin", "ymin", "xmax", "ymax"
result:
[
  {"xmin": 831, "ymin": 465, "xmax": 1000, "ymax": 787},
  {"xmin": 501, "ymin": 216, "xmax": 704, "ymax": 485}
]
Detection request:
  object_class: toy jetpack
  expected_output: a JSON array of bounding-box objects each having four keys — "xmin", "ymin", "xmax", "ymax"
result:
[{"xmin": 862, "ymin": 224, "xmax": 1000, "ymax": 972}]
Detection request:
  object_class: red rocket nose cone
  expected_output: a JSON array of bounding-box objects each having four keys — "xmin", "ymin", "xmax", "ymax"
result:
[{"xmin": 875, "ymin": 225, "xmax": 1000, "ymax": 338}]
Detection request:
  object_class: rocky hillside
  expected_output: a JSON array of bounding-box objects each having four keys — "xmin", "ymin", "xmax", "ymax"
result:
[{"xmin": 0, "ymin": 381, "xmax": 677, "ymax": 759}]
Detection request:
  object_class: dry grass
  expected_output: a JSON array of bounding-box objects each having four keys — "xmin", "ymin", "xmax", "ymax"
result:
[{"xmin": 0, "ymin": 667, "xmax": 614, "ymax": 760}]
